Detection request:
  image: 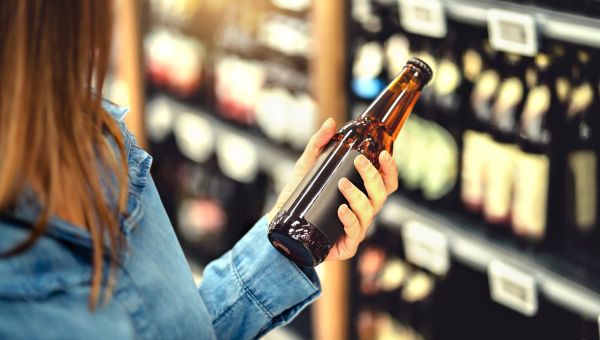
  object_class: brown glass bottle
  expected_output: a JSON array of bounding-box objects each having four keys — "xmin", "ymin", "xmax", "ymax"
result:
[{"xmin": 268, "ymin": 58, "xmax": 432, "ymax": 267}]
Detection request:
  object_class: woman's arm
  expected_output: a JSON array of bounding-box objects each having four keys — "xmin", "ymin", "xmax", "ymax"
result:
[
  {"xmin": 198, "ymin": 216, "xmax": 320, "ymax": 339},
  {"xmin": 198, "ymin": 118, "xmax": 398, "ymax": 339}
]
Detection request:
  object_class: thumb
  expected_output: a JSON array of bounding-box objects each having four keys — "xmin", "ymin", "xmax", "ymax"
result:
[{"xmin": 295, "ymin": 118, "xmax": 337, "ymax": 173}]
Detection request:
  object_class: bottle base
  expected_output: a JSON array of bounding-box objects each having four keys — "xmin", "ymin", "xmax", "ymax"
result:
[{"xmin": 268, "ymin": 211, "xmax": 332, "ymax": 267}]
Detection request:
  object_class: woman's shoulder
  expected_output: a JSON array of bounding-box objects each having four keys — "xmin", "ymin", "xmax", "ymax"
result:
[{"xmin": 101, "ymin": 98, "xmax": 153, "ymax": 191}]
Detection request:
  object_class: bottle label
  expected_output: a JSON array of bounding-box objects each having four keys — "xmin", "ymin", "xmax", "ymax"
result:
[
  {"xmin": 555, "ymin": 77, "xmax": 571, "ymax": 104},
  {"xmin": 434, "ymin": 59, "xmax": 461, "ymax": 96},
  {"xmin": 521, "ymin": 85, "xmax": 551, "ymax": 142},
  {"xmin": 484, "ymin": 141, "xmax": 518, "ymax": 222},
  {"xmin": 568, "ymin": 151, "xmax": 597, "ymax": 233},
  {"xmin": 462, "ymin": 48, "xmax": 482, "ymax": 83},
  {"xmin": 281, "ymin": 140, "xmax": 367, "ymax": 244},
  {"xmin": 395, "ymin": 115, "xmax": 427, "ymax": 190},
  {"xmin": 434, "ymin": 59, "xmax": 462, "ymax": 113},
  {"xmin": 525, "ymin": 67, "xmax": 537, "ymax": 89},
  {"xmin": 255, "ymin": 87, "xmax": 294, "ymax": 143},
  {"xmin": 461, "ymin": 130, "xmax": 492, "ymax": 209},
  {"xmin": 421, "ymin": 122, "xmax": 458, "ymax": 200},
  {"xmin": 471, "ymin": 70, "xmax": 500, "ymax": 122},
  {"xmin": 492, "ymin": 77, "xmax": 524, "ymax": 132},
  {"xmin": 385, "ymin": 34, "xmax": 410, "ymax": 79},
  {"xmin": 353, "ymin": 41, "xmax": 385, "ymax": 80},
  {"xmin": 511, "ymin": 151, "xmax": 549, "ymax": 240},
  {"xmin": 567, "ymin": 82, "xmax": 593, "ymax": 118}
]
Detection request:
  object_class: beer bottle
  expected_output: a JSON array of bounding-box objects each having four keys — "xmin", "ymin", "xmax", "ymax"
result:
[
  {"xmin": 511, "ymin": 53, "xmax": 560, "ymax": 245},
  {"xmin": 461, "ymin": 40, "xmax": 500, "ymax": 214},
  {"xmin": 268, "ymin": 58, "xmax": 433, "ymax": 266},
  {"xmin": 483, "ymin": 53, "xmax": 526, "ymax": 229},
  {"xmin": 565, "ymin": 50, "xmax": 599, "ymax": 252}
]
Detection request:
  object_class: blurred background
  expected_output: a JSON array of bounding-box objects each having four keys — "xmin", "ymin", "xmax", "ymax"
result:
[{"xmin": 108, "ymin": 0, "xmax": 600, "ymax": 339}]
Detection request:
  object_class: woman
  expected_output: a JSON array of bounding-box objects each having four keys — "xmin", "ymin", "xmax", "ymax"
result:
[{"xmin": 0, "ymin": 1, "xmax": 398, "ymax": 339}]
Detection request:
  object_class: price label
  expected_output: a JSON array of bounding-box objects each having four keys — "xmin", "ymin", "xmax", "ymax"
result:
[
  {"xmin": 488, "ymin": 260, "xmax": 538, "ymax": 316},
  {"xmin": 398, "ymin": 0, "xmax": 447, "ymax": 38},
  {"xmin": 487, "ymin": 9, "xmax": 538, "ymax": 56},
  {"xmin": 402, "ymin": 219, "xmax": 449, "ymax": 275}
]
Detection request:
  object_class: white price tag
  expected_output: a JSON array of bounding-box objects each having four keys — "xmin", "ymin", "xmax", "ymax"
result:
[
  {"xmin": 487, "ymin": 9, "xmax": 538, "ymax": 57},
  {"xmin": 399, "ymin": 0, "xmax": 447, "ymax": 38},
  {"xmin": 402, "ymin": 219, "xmax": 449, "ymax": 275},
  {"xmin": 488, "ymin": 260, "xmax": 538, "ymax": 316}
]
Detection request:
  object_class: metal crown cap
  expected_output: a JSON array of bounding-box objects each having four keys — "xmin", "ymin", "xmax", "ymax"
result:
[{"xmin": 407, "ymin": 57, "xmax": 433, "ymax": 85}]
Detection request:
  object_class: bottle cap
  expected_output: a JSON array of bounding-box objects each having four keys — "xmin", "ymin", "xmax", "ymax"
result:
[{"xmin": 407, "ymin": 57, "xmax": 433, "ymax": 85}]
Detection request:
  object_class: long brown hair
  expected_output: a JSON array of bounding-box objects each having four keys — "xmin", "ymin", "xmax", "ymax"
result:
[{"xmin": 0, "ymin": 1, "xmax": 128, "ymax": 308}]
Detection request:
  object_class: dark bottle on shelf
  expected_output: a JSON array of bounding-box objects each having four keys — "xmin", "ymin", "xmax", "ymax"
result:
[
  {"xmin": 391, "ymin": 35, "xmax": 438, "ymax": 201},
  {"xmin": 268, "ymin": 58, "xmax": 433, "ymax": 267},
  {"xmin": 483, "ymin": 53, "xmax": 527, "ymax": 229},
  {"xmin": 565, "ymin": 50, "xmax": 599, "ymax": 252},
  {"xmin": 461, "ymin": 40, "xmax": 500, "ymax": 213},
  {"xmin": 422, "ymin": 38, "xmax": 466, "ymax": 207},
  {"xmin": 511, "ymin": 53, "xmax": 563, "ymax": 245}
]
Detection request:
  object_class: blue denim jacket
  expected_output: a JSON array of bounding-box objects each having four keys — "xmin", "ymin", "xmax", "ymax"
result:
[{"xmin": 0, "ymin": 102, "xmax": 321, "ymax": 339}]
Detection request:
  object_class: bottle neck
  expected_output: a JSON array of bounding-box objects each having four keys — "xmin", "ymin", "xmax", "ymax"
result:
[{"xmin": 358, "ymin": 67, "xmax": 423, "ymax": 139}]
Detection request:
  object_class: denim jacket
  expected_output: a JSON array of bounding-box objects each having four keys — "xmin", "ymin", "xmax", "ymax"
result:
[{"xmin": 0, "ymin": 102, "xmax": 321, "ymax": 339}]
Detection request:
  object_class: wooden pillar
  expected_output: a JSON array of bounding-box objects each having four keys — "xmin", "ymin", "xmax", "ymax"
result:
[
  {"xmin": 114, "ymin": 0, "xmax": 146, "ymax": 148},
  {"xmin": 312, "ymin": 1, "xmax": 349, "ymax": 340}
]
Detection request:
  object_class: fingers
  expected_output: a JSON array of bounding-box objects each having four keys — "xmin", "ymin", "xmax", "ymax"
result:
[
  {"xmin": 295, "ymin": 118, "xmax": 337, "ymax": 173},
  {"xmin": 330, "ymin": 151, "xmax": 399, "ymax": 261},
  {"xmin": 354, "ymin": 155, "xmax": 387, "ymax": 214},
  {"xmin": 333, "ymin": 204, "xmax": 361, "ymax": 259},
  {"xmin": 338, "ymin": 178, "xmax": 373, "ymax": 230},
  {"xmin": 379, "ymin": 150, "xmax": 398, "ymax": 194}
]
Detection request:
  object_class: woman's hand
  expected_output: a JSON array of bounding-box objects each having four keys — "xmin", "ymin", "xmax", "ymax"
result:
[
  {"xmin": 328, "ymin": 149, "xmax": 397, "ymax": 260},
  {"xmin": 267, "ymin": 117, "xmax": 399, "ymax": 261}
]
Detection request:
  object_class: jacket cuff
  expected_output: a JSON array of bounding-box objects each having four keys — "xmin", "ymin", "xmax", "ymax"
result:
[{"xmin": 231, "ymin": 215, "xmax": 321, "ymax": 334}]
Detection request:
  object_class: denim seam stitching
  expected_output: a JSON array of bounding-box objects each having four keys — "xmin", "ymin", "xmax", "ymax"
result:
[
  {"xmin": 231, "ymin": 251, "xmax": 273, "ymax": 319},
  {"xmin": 288, "ymin": 261, "xmax": 319, "ymax": 292},
  {"xmin": 212, "ymin": 292, "xmax": 244, "ymax": 326},
  {"xmin": 259, "ymin": 216, "xmax": 319, "ymax": 292}
]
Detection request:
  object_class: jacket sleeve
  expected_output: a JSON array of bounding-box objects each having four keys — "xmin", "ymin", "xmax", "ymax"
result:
[{"xmin": 198, "ymin": 216, "xmax": 321, "ymax": 339}]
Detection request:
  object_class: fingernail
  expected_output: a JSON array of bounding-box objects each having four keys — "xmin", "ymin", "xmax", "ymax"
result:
[
  {"xmin": 339, "ymin": 178, "xmax": 352, "ymax": 190},
  {"xmin": 356, "ymin": 155, "xmax": 370, "ymax": 169},
  {"xmin": 341, "ymin": 204, "xmax": 351, "ymax": 217},
  {"xmin": 322, "ymin": 117, "xmax": 334, "ymax": 129},
  {"xmin": 381, "ymin": 150, "xmax": 392, "ymax": 162}
]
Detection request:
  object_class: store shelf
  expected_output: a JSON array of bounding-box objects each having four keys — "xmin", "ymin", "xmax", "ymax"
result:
[
  {"xmin": 156, "ymin": 91, "xmax": 600, "ymax": 319},
  {"xmin": 445, "ymin": 0, "xmax": 600, "ymax": 48},
  {"xmin": 379, "ymin": 195, "xmax": 600, "ymax": 319},
  {"xmin": 148, "ymin": 95, "xmax": 299, "ymax": 170}
]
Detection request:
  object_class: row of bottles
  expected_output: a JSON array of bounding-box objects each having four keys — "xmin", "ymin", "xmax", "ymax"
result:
[
  {"xmin": 461, "ymin": 41, "xmax": 599, "ymax": 253},
  {"xmin": 143, "ymin": 0, "xmax": 317, "ymax": 265},
  {"xmin": 348, "ymin": 2, "xmax": 600, "ymax": 338},
  {"xmin": 351, "ymin": 224, "xmax": 600, "ymax": 340},
  {"xmin": 348, "ymin": 13, "xmax": 600, "ymax": 258},
  {"xmin": 144, "ymin": 0, "xmax": 317, "ymax": 153},
  {"xmin": 143, "ymin": 3, "xmax": 317, "ymax": 336},
  {"xmin": 146, "ymin": 99, "xmax": 274, "ymax": 265}
]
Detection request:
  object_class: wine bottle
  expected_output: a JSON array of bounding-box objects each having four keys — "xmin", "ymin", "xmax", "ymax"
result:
[
  {"xmin": 484, "ymin": 53, "xmax": 526, "ymax": 229},
  {"xmin": 566, "ymin": 50, "xmax": 599, "ymax": 251},
  {"xmin": 268, "ymin": 58, "xmax": 433, "ymax": 266},
  {"xmin": 511, "ymin": 53, "xmax": 560, "ymax": 244},
  {"xmin": 461, "ymin": 41, "xmax": 500, "ymax": 213},
  {"xmin": 422, "ymin": 38, "xmax": 465, "ymax": 206}
]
